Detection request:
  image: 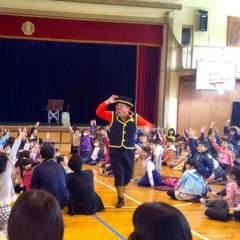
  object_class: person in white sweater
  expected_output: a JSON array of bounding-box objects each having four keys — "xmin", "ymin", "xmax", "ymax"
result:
[
  {"xmin": 0, "ymin": 128, "xmax": 27, "ymax": 236},
  {"xmin": 138, "ymin": 147, "xmax": 162, "ymax": 188}
]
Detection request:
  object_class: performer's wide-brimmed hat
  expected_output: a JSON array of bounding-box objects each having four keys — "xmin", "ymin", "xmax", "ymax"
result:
[{"xmin": 115, "ymin": 96, "xmax": 134, "ymax": 108}]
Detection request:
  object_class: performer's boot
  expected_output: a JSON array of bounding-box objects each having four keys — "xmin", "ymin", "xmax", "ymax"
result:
[
  {"xmin": 115, "ymin": 196, "xmax": 125, "ymax": 208},
  {"xmin": 115, "ymin": 186, "xmax": 125, "ymax": 208}
]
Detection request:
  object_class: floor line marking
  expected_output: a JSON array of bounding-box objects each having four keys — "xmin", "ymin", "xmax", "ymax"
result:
[
  {"xmin": 94, "ymin": 178, "xmax": 142, "ymax": 205},
  {"xmin": 93, "ymin": 214, "xmax": 126, "ymax": 240},
  {"xmin": 191, "ymin": 230, "xmax": 209, "ymax": 240},
  {"xmin": 94, "ymin": 177, "xmax": 209, "ymax": 240},
  {"xmin": 105, "ymin": 205, "xmax": 137, "ymax": 209},
  {"xmin": 173, "ymin": 202, "xmax": 193, "ymax": 207}
]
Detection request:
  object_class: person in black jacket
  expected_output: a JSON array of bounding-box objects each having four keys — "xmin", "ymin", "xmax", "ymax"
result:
[
  {"xmin": 188, "ymin": 129, "xmax": 214, "ymax": 180},
  {"xmin": 31, "ymin": 145, "xmax": 69, "ymax": 209},
  {"xmin": 67, "ymin": 155, "xmax": 104, "ymax": 215}
]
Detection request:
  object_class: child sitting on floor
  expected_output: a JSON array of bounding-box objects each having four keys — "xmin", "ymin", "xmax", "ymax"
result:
[
  {"xmin": 68, "ymin": 121, "xmax": 81, "ymax": 154},
  {"xmin": 57, "ymin": 155, "xmax": 71, "ymax": 173},
  {"xmin": 19, "ymin": 157, "xmax": 40, "ymax": 191},
  {"xmin": 138, "ymin": 147, "xmax": 161, "ymax": 188},
  {"xmin": 0, "ymin": 128, "xmax": 26, "ymax": 236},
  {"xmin": 82, "ymin": 138, "xmax": 104, "ymax": 165},
  {"xmin": 167, "ymin": 158, "xmax": 207, "ymax": 201},
  {"xmin": 188, "ymin": 129, "xmax": 215, "ymax": 180},
  {"xmin": 149, "ymin": 139, "xmax": 163, "ymax": 172},
  {"xmin": 210, "ymin": 133, "xmax": 234, "ymax": 170},
  {"xmin": 162, "ymin": 138, "xmax": 176, "ymax": 166},
  {"xmin": 170, "ymin": 143, "xmax": 190, "ymax": 171},
  {"xmin": 201, "ymin": 166, "xmax": 240, "ymax": 221},
  {"xmin": 80, "ymin": 129, "xmax": 92, "ymax": 159}
]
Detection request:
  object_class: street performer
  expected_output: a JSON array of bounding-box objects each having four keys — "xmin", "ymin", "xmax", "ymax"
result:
[{"xmin": 96, "ymin": 94, "xmax": 152, "ymax": 208}]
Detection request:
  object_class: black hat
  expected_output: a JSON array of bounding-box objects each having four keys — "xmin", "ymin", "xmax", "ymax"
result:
[{"xmin": 115, "ymin": 96, "xmax": 134, "ymax": 108}]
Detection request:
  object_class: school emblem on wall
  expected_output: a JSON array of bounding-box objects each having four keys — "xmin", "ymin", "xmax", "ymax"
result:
[{"xmin": 22, "ymin": 21, "xmax": 35, "ymax": 35}]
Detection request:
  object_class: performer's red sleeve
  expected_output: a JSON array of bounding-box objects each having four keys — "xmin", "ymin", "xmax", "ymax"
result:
[
  {"xmin": 136, "ymin": 114, "xmax": 153, "ymax": 128},
  {"xmin": 96, "ymin": 101, "xmax": 113, "ymax": 123}
]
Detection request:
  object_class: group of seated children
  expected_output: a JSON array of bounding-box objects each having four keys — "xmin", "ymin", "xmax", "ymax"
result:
[
  {"xmin": 130, "ymin": 120, "xmax": 240, "ymax": 222},
  {"xmin": 68, "ymin": 120, "xmax": 109, "ymax": 166},
  {"xmin": 1, "ymin": 117, "xmax": 240, "ymax": 238},
  {"xmin": 0, "ymin": 123, "xmax": 106, "ymax": 238}
]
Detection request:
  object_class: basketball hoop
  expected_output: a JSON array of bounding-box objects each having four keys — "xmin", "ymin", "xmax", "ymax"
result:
[{"xmin": 213, "ymin": 82, "xmax": 225, "ymax": 94}]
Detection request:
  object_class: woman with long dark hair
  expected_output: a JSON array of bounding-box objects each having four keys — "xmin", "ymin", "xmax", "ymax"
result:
[{"xmin": 128, "ymin": 202, "xmax": 192, "ymax": 240}]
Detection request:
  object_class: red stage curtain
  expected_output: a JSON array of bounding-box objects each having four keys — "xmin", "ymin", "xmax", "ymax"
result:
[{"xmin": 136, "ymin": 46, "xmax": 161, "ymax": 124}]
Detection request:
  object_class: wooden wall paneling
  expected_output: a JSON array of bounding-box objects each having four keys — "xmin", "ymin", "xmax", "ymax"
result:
[
  {"xmin": 38, "ymin": 132, "xmax": 60, "ymax": 142},
  {"xmin": 191, "ymin": 89, "xmax": 211, "ymax": 102},
  {"xmin": 178, "ymin": 80, "xmax": 194, "ymax": 102},
  {"xmin": 177, "ymin": 76, "xmax": 236, "ymax": 137},
  {"xmin": 6, "ymin": 131, "xmax": 18, "ymax": 138},
  {"xmin": 210, "ymin": 91, "xmax": 231, "ymax": 102},
  {"xmin": 190, "ymin": 102, "xmax": 210, "ymax": 136},
  {"xmin": 62, "ymin": 132, "xmax": 71, "ymax": 143},
  {"xmin": 209, "ymin": 102, "xmax": 232, "ymax": 136},
  {"xmin": 56, "ymin": 143, "xmax": 71, "ymax": 151},
  {"xmin": 177, "ymin": 77, "xmax": 194, "ymax": 134},
  {"xmin": 177, "ymin": 101, "xmax": 191, "ymax": 135}
]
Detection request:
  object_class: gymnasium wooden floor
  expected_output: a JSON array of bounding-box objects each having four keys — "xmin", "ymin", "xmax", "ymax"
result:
[{"xmin": 62, "ymin": 162, "xmax": 240, "ymax": 240}]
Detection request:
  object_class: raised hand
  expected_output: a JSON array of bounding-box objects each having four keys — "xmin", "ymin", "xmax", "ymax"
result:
[
  {"xmin": 188, "ymin": 128, "xmax": 196, "ymax": 138},
  {"xmin": 46, "ymin": 132, "xmax": 50, "ymax": 140},
  {"xmin": 200, "ymin": 126, "xmax": 205, "ymax": 133},
  {"xmin": 226, "ymin": 119, "xmax": 231, "ymax": 126},
  {"xmin": 17, "ymin": 127, "xmax": 27, "ymax": 140},
  {"xmin": 210, "ymin": 121, "xmax": 215, "ymax": 129},
  {"xmin": 106, "ymin": 94, "xmax": 119, "ymax": 104}
]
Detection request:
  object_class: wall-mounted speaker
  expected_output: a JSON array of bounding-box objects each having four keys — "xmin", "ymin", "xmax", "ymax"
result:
[{"xmin": 198, "ymin": 10, "xmax": 208, "ymax": 31}]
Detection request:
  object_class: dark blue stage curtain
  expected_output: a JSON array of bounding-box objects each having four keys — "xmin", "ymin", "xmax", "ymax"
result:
[
  {"xmin": 0, "ymin": 39, "xmax": 137, "ymax": 124},
  {"xmin": 231, "ymin": 101, "xmax": 240, "ymax": 127}
]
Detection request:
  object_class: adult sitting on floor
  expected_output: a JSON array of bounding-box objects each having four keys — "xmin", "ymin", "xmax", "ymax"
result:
[
  {"xmin": 67, "ymin": 155, "xmax": 105, "ymax": 215},
  {"xmin": 31, "ymin": 145, "xmax": 69, "ymax": 209}
]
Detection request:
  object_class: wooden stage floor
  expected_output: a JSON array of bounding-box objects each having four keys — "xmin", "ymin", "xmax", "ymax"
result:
[{"xmin": 62, "ymin": 164, "xmax": 240, "ymax": 240}]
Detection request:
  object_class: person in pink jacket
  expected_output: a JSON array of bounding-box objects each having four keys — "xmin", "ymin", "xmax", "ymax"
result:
[{"xmin": 210, "ymin": 133, "xmax": 234, "ymax": 170}]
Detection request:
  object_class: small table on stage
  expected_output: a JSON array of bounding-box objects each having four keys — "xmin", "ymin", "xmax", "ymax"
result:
[{"xmin": 47, "ymin": 99, "xmax": 64, "ymax": 124}]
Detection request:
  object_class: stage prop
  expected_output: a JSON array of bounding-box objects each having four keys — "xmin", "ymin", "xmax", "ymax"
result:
[
  {"xmin": 61, "ymin": 112, "xmax": 70, "ymax": 126},
  {"xmin": 47, "ymin": 99, "xmax": 64, "ymax": 124}
]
